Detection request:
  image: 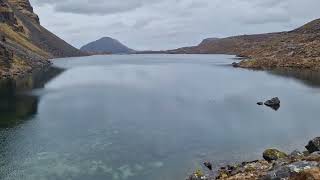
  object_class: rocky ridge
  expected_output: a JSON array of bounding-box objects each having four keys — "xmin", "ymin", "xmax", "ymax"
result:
[
  {"xmin": 0, "ymin": 0, "xmax": 85, "ymax": 79},
  {"xmin": 168, "ymin": 18, "xmax": 320, "ymax": 70}
]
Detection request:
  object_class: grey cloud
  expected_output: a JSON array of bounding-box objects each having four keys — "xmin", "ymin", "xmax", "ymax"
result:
[
  {"xmin": 132, "ymin": 18, "xmax": 157, "ymax": 29},
  {"xmin": 245, "ymin": 0, "xmax": 285, "ymax": 8},
  {"xmin": 32, "ymin": 0, "xmax": 159, "ymax": 15},
  {"xmin": 240, "ymin": 13, "xmax": 291, "ymax": 25},
  {"xmin": 187, "ymin": 1, "xmax": 208, "ymax": 9}
]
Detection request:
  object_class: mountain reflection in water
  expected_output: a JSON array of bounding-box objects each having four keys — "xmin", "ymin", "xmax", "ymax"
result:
[
  {"xmin": 269, "ymin": 68, "xmax": 320, "ymax": 88},
  {"xmin": 0, "ymin": 67, "xmax": 63, "ymax": 128}
]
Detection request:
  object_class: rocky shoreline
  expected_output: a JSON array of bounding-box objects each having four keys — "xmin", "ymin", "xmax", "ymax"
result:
[
  {"xmin": 187, "ymin": 137, "xmax": 320, "ymax": 180},
  {"xmin": 233, "ymin": 57, "xmax": 320, "ymax": 71}
]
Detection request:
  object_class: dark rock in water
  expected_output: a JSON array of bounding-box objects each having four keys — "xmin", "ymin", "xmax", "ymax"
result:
[
  {"xmin": 306, "ymin": 137, "xmax": 320, "ymax": 153},
  {"xmin": 257, "ymin": 102, "xmax": 264, "ymax": 105},
  {"xmin": 204, "ymin": 161, "xmax": 212, "ymax": 170},
  {"xmin": 263, "ymin": 149, "xmax": 287, "ymax": 162},
  {"xmin": 232, "ymin": 62, "xmax": 240, "ymax": 67},
  {"xmin": 269, "ymin": 104, "xmax": 280, "ymax": 111},
  {"xmin": 264, "ymin": 97, "xmax": 281, "ymax": 110},
  {"xmin": 264, "ymin": 97, "xmax": 281, "ymax": 107}
]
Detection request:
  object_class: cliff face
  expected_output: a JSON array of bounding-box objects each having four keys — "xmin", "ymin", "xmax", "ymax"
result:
[
  {"xmin": 0, "ymin": 0, "xmax": 85, "ymax": 79},
  {"xmin": 0, "ymin": 42, "xmax": 13, "ymax": 69},
  {"xmin": 0, "ymin": 0, "xmax": 21, "ymax": 30},
  {"xmin": 8, "ymin": 0, "xmax": 39, "ymax": 23},
  {"xmin": 168, "ymin": 18, "xmax": 320, "ymax": 69}
]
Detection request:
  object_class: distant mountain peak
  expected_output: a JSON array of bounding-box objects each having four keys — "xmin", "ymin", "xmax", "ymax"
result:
[
  {"xmin": 99, "ymin": 37, "xmax": 114, "ymax": 40},
  {"xmin": 81, "ymin": 37, "xmax": 135, "ymax": 54}
]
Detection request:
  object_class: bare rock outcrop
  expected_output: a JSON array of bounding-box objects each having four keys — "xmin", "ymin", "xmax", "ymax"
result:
[{"xmin": 8, "ymin": 0, "xmax": 39, "ymax": 23}]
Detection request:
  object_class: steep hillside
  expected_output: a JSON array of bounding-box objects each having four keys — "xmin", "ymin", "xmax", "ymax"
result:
[
  {"xmin": 81, "ymin": 37, "xmax": 135, "ymax": 54},
  {"xmin": 0, "ymin": 0, "xmax": 85, "ymax": 79},
  {"xmin": 168, "ymin": 18, "xmax": 320, "ymax": 69}
]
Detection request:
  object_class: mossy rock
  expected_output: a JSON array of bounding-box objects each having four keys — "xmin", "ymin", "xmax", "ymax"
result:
[
  {"xmin": 216, "ymin": 171, "xmax": 229, "ymax": 179},
  {"xmin": 263, "ymin": 149, "xmax": 288, "ymax": 162},
  {"xmin": 194, "ymin": 169, "xmax": 204, "ymax": 178}
]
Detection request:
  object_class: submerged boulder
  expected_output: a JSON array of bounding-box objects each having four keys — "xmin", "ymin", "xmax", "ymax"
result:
[
  {"xmin": 263, "ymin": 149, "xmax": 287, "ymax": 162},
  {"xmin": 306, "ymin": 137, "xmax": 320, "ymax": 153}
]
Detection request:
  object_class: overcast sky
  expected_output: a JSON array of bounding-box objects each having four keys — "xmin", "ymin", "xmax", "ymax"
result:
[{"xmin": 30, "ymin": 0, "xmax": 319, "ymax": 50}]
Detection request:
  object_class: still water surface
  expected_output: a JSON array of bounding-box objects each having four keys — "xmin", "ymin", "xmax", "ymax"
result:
[{"xmin": 1, "ymin": 54, "xmax": 320, "ymax": 179}]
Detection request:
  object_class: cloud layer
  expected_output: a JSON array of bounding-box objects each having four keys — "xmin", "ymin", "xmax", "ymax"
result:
[{"xmin": 30, "ymin": 0, "xmax": 320, "ymax": 50}]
